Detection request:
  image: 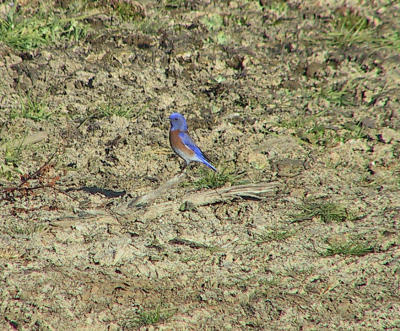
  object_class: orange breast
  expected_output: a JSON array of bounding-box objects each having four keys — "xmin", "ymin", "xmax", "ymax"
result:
[{"xmin": 170, "ymin": 130, "xmax": 194, "ymax": 157}]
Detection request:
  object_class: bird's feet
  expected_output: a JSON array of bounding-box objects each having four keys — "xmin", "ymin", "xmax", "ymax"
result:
[{"xmin": 179, "ymin": 163, "xmax": 188, "ymax": 173}]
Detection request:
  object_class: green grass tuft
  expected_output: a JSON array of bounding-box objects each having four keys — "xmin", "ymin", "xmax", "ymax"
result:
[
  {"xmin": 278, "ymin": 110, "xmax": 368, "ymax": 147},
  {"xmin": 255, "ymin": 230, "xmax": 293, "ymax": 244},
  {"xmin": 189, "ymin": 167, "xmax": 244, "ymax": 189},
  {"xmin": 200, "ymin": 13, "xmax": 224, "ymax": 32},
  {"xmin": 0, "ymin": 3, "xmax": 87, "ymax": 50},
  {"xmin": 289, "ymin": 200, "xmax": 358, "ymax": 223},
  {"xmin": 326, "ymin": 12, "xmax": 372, "ymax": 48},
  {"xmin": 320, "ymin": 11, "xmax": 400, "ymax": 51},
  {"xmin": 322, "ymin": 240, "xmax": 373, "ymax": 257},
  {"xmin": 5, "ymin": 223, "xmax": 48, "ymax": 237},
  {"xmin": 318, "ymin": 83, "xmax": 356, "ymax": 107},
  {"xmin": 10, "ymin": 94, "xmax": 51, "ymax": 121},
  {"xmin": 124, "ymin": 306, "xmax": 174, "ymax": 327},
  {"xmin": 111, "ymin": 0, "xmax": 145, "ymax": 21},
  {"xmin": 96, "ymin": 103, "xmax": 136, "ymax": 118},
  {"xmin": 0, "ymin": 136, "xmax": 26, "ymax": 180},
  {"xmin": 3, "ymin": 138, "xmax": 24, "ymax": 166},
  {"xmin": 262, "ymin": 0, "xmax": 289, "ymax": 16},
  {"xmin": 0, "ymin": 161, "xmax": 22, "ymax": 181}
]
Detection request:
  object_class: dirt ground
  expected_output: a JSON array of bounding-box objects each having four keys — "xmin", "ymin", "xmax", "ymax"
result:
[{"xmin": 1, "ymin": 0, "xmax": 400, "ymax": 329}]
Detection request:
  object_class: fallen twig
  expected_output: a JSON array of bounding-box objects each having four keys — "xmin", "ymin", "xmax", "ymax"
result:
[
  {"xmin": 168, "ymin": 238, "xmax": 210, "ymax": 249},
  {"xmin": 116, "ymin": 181, "xmax": 282, "ymax": 220},
  {"xmin": 127, "ymin": 172, "xmax": 187, "ymax": 208}
]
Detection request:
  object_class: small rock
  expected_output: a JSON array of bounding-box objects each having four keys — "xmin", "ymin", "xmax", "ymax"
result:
[
  {"xmin": 271, "ymin": 158, "xmax": 305, "ymax": 177},
  {"xmin": 15, "ymin": 74, "xmax": 32, "ymax": 91},
  {"xmin": 306, "ymin": 62, "xmax": 324, "ymax": 78},
  {"xmin": 281, "ymin": 80, "xmax": 301, "ymax": 90},
  {"xmin": 380, "ymin": 127, "xmax": 400, "ymax": 144},
  {"xmin": 361, "ymin": 117, "xmax": 376, "ymax": 129},
  {"xmin": 108, "ymin": 323, "xmax": 119, "ymax": 331},
  {"xmin": 248, "ymin": 152, "xmax": 268, "ymax": 169}
]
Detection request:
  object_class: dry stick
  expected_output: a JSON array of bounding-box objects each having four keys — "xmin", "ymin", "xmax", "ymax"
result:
[
  {"xmin": 127, "ymin": 172, "xmax": 187, "ymax": 208},
  {"xmin": 19, "ymin": 150, "xmax": 58, "ymax": 186},
  {"xmin": 139, "ymin": 181, "xmax": 282, "ymax": 220},
  {"xmin": 75, "ymin": 181, "xmax": 282, "ymax": 226},
  {"xmin": 0, "ymin": 131, "xmax": 48, "ymax": 152},
  {"xmin": 0, "ymin": 151, "xmax": 58, "ymax": 198},
  {"xmin": 183, "ymin": 182, "xmax": 282, "ymax": 206},
  {"xmin": 111, "ymin": 170, "xmax": 282, "ymax": 221}
]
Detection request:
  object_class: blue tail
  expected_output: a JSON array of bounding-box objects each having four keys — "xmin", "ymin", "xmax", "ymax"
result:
[{"xmin": 200, "ymin": 158, "xmax": 217, "ymax": 172}]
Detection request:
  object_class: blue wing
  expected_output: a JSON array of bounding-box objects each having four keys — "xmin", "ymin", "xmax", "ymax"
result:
[
  {"xmin": 179, "ymin": 132, "xmax": 203, "ymax": 158},
  {"xmin": 179, "ymin": 131, "xmax": 216, "ymax": 171}
]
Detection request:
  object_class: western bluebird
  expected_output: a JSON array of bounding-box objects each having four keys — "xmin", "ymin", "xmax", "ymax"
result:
[{"xmin": 169, "ymin": 113, "xmax": 217, "ymax": 171}]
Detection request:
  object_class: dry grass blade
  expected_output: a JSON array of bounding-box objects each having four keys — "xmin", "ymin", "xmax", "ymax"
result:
[{"xmin": 183, "ymin": 182, "xmax": 282, "ymax": 206}]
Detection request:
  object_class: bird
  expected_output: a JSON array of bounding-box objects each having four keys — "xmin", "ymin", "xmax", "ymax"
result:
[{"xmin": 169, "ymin": 113, "xmax": 217, "ymax": 172}]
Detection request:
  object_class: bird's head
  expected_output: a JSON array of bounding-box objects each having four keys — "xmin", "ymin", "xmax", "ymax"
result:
[{"xmin": 169, "ymin": 113, "xmax": 188, "ymax": 131}]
